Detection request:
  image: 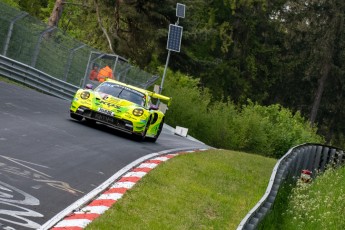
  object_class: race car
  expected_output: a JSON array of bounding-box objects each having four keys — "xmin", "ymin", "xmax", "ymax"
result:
[{"xmin": 70, "ymin": 79, "xmax": 171, "ymax": 142}]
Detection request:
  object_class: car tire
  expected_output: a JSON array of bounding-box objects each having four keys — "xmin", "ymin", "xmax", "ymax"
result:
[
  {"xmin": 133, "ymin": 130, "xmax": 146, "ymax": 141},
  {"xmin": 70, "ymin": 112, "xmax": 83, "ymax": 121},
  {"xmin": 147, "ymin": 136, "xmax": 158, "ymax": 143},
  {"xmin": 147, "ymin": 119, "xmax": 164, "ymax": 143},
  {"xmin": 132, "ymin": 117, "xmax": 150, "ymax": 141}
]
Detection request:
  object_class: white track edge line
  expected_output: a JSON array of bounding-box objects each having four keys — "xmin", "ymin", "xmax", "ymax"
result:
[{"xmin": 39, "ymin": 147, "xmax": 205, "ymax": 230}]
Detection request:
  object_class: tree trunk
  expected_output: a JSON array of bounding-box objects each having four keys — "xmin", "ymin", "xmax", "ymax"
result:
[
  {"xmin": 48, "ymin": 0, "xmax": 65, "ymax": 27},
  {"xmin": 94, "ymin": 0, "xmax": 115, "ymax": 53},
  {"xmin": 309, "ymin": 1, "xmax": 344, "ymax": 125},
  {"xmin": 310, "ymin": 62, "xmax": 331, "ymax": 124},
  {"xmin": 113, "ymin": 0, "xmax": 121, "ymax": 39}
]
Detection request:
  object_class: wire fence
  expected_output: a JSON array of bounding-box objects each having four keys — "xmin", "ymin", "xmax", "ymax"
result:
[{"xmin": 0, "ymin": 1, "xmax": 156, "ymax": 89}]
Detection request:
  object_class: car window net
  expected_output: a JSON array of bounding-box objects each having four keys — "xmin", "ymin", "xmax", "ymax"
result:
[
  {"xmin": 95, "ymin": 83, "xmax": 122, "ymax": 97},
  {"xmin": 95, "ymin": 83, "xmax": 146, "ymax": 106},
  {"xmin": 119, "ymin": 89, "xmax": 145, "ymax": 106}
]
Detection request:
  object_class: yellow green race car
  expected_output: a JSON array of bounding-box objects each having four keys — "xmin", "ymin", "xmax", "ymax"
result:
[{"xmin": 70, "ymin": 79, "xmax": 171, "ymax": 142}]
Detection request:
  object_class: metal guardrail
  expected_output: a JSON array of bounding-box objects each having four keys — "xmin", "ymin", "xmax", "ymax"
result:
[
  {"xmin": 237, "ymin": 143, "xmax": 344, "ymax": 230},
  {"xmin": 0, "ymin": 54, "xmax": 78, "ymax": 100},
  {"xmin": 0, "ymin": 53, "xmax": 160, "ymax": 101}
]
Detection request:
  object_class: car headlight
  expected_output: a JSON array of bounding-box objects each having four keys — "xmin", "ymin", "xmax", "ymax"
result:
[
  {"xmin": 133, "ymin": 108, "xmax": 144, "ymax": 116},
  {"xmin": 80, "ymin": 91, "xmax": 90, "ymax": 99}
]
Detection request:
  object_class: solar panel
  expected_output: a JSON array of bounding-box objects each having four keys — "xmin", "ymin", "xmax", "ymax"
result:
[
  {"xmin": 176, "ymin": 3, "xmax": 185, "ymax": 18},
  {"xmin": 167, "ymin": 24, "xmax": 183, "ymax": 52}
]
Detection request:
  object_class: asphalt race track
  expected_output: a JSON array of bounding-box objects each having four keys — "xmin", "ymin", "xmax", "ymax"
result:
[{"xmin": 0, "ymin": 81, "xmax": 208, "ymax": 230}]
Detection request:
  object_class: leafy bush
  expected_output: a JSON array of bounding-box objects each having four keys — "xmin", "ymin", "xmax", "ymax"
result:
[
  {"xmin": 231, "ymin": 102, "xmax": 324, "ymax": 157},
  {"xmin": 161, "ymin": 69, "xmax": 212, "ymax": 142},
  {"xmin": 160, "ymin": 68, "xmax": 324, "ymax": 158}
]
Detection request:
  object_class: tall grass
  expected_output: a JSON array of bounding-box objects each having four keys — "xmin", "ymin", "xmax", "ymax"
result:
[{"xmin": 260, "ymin": 166, "xmax": 345, "ymax": 229}]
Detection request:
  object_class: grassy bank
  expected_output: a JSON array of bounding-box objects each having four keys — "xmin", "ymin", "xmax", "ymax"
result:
[
  {"xmin": 86, "ymin": 149, "xmax": 276, "ymax": 229},
  {"xmin": 260, "ymin": 166, "xmax": 345, "ymax": 229}
]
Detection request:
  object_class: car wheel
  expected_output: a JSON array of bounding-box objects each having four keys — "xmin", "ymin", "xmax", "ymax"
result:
[
  {"xmin": 147, "ymin": 119, "xmax": 164, "ymax": 143},
  {"xmin": 132, "ymin": 118, "xmax": 150, "ymax": 141},
  {"xmin": 133, "ymin": 129, "xmax": 146, "ymax": 141},
  {"xmin": 70, "ymin": 112, "xmax": 83, "ymax": 121}
]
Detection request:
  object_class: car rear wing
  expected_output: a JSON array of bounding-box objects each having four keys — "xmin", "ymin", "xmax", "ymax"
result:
[{"xmin": 148, "ymin": 92, "xmax": 172, "ymax": 106}]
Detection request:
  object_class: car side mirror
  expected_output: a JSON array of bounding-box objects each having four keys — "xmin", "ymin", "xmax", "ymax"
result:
[
  {"xmin": 149, "ymin": 104, "xmax": 159, "ymax": 110},
  {"xmin": 85, "ymin": 84, "xmax": 93, "ymax": 90}
]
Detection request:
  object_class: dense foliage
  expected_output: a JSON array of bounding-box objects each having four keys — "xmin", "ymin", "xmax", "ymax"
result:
[
  {"xmin": 3, "ymin": 0, "xmax": 344, "ymax": 148},
  {"xmin": 162, "ymin": 69, "xmax": 323, "ymax": 158}
]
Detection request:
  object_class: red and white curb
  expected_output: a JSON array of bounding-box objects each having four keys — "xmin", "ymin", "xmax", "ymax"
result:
[{"xmin": 40, "ymin": 148, "xmax": 207, "ymax": 230}]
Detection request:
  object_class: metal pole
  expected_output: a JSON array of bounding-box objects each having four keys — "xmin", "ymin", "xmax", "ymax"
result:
[
  {"xmin": 31, "ymin": 26, "xmax": 56, "ymax": 67},
  {"xmin": 63, "ymin": 44, "xmax": 86, "ymax": 81},
  {"xmin": 113, "ymin": 55, "xmax": 119, "ymax": 77},
  {"xmin": 83, "ymin": 52, "xmax": 96, "ymax": 88},
  {"xmin": 119, "ymin": 65, "xmax": 131, "ymax": 83},
  {"xmin": 82, "ymin": 52, "xmax": 105, "ymax": 88},
  {"xmin": 160, "ymin": 50, "xmax": 171, "ymax": 94},
  {"xmin": 3, "ymin": 12, "xmax": 28, "ymax": 56}
]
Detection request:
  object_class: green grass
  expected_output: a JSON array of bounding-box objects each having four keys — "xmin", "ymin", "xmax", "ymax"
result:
[
  {"xmin": 258, "ymin": 180, "xmax": 295, "ymax": 230},
  {"xmin": 86, "ymin": 149, "xmax": 277, "ymax": 229},
  {"xmin": 0, "ymin": 76, "xmax": 24, "ymax": 86},
  {"xmin": 0, "ymin": 76, "xmax": 47, "ymax": 94},
  {"xmin": 260, "ymin": 166, "xmax": 345, "ymax": 229}
]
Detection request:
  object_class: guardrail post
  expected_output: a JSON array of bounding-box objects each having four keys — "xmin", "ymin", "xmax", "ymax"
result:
[
  {"xmin": 320, "ymin": 147, "xmax": 329, "ymax": 171},
  {"xmin": 329, "ymin": 148, "xmax": 336, "ymax": 165},
  {"xmin": 336, "ymin": 150, "xmax": 344, "ymax": 167},
  {"xmin": 293, "ymin": 149, "xmax": 302, "ymax": 178},
  {"xmin": 288, "ymin": 151, "xmax": 298, "ymax": 177},
  {"xmin": 307, "ymin": 145, "xmax": 317, "ymax": 171},
  {"xmin": 313, "ymin": 146, "xmax": 323, "ymax": 175},
  {"xmin": 3, "ymin": 12, "xmax": 28, "ymax": 56},
  {"xmin": 31, "ymin": 26, "xmax": 56, "ymax": 68},
  {"xmin": 301, "ymin": 146, "xmax": 310, "ymax": 171}
]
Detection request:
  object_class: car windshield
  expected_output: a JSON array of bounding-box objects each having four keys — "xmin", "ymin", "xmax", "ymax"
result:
[{"xmin": 95, "ymin": 82, "xmax": 146, "ymax": 106}]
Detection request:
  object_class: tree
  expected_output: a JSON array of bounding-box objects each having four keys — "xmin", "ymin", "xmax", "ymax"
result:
[
  {"xmin": 278, "ymin": 0, "xmax": 345, "ymax": 125},
  {"xmin": 48, "ymin": 0, "xmax": 65, "ymax": 27},
  {"xmin": 170, "ymin": 0, "xmax": 286, "ymax": 104},
  {"xmin": 270, "ymin": 0, "xmax": 345, "ymax": 144},
  {"xmin": 308, "ymin": 1, "xmax": 345, "ymax": 125}
]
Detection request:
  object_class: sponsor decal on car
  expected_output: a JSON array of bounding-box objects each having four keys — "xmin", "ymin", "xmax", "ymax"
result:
[
  {"xmin": 98, "ymin": 108, "xmax": 114, "ymax": 116},
  {"xmin": 99, "ymin": 100, "xmax": 121, "ymax": 109}
]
